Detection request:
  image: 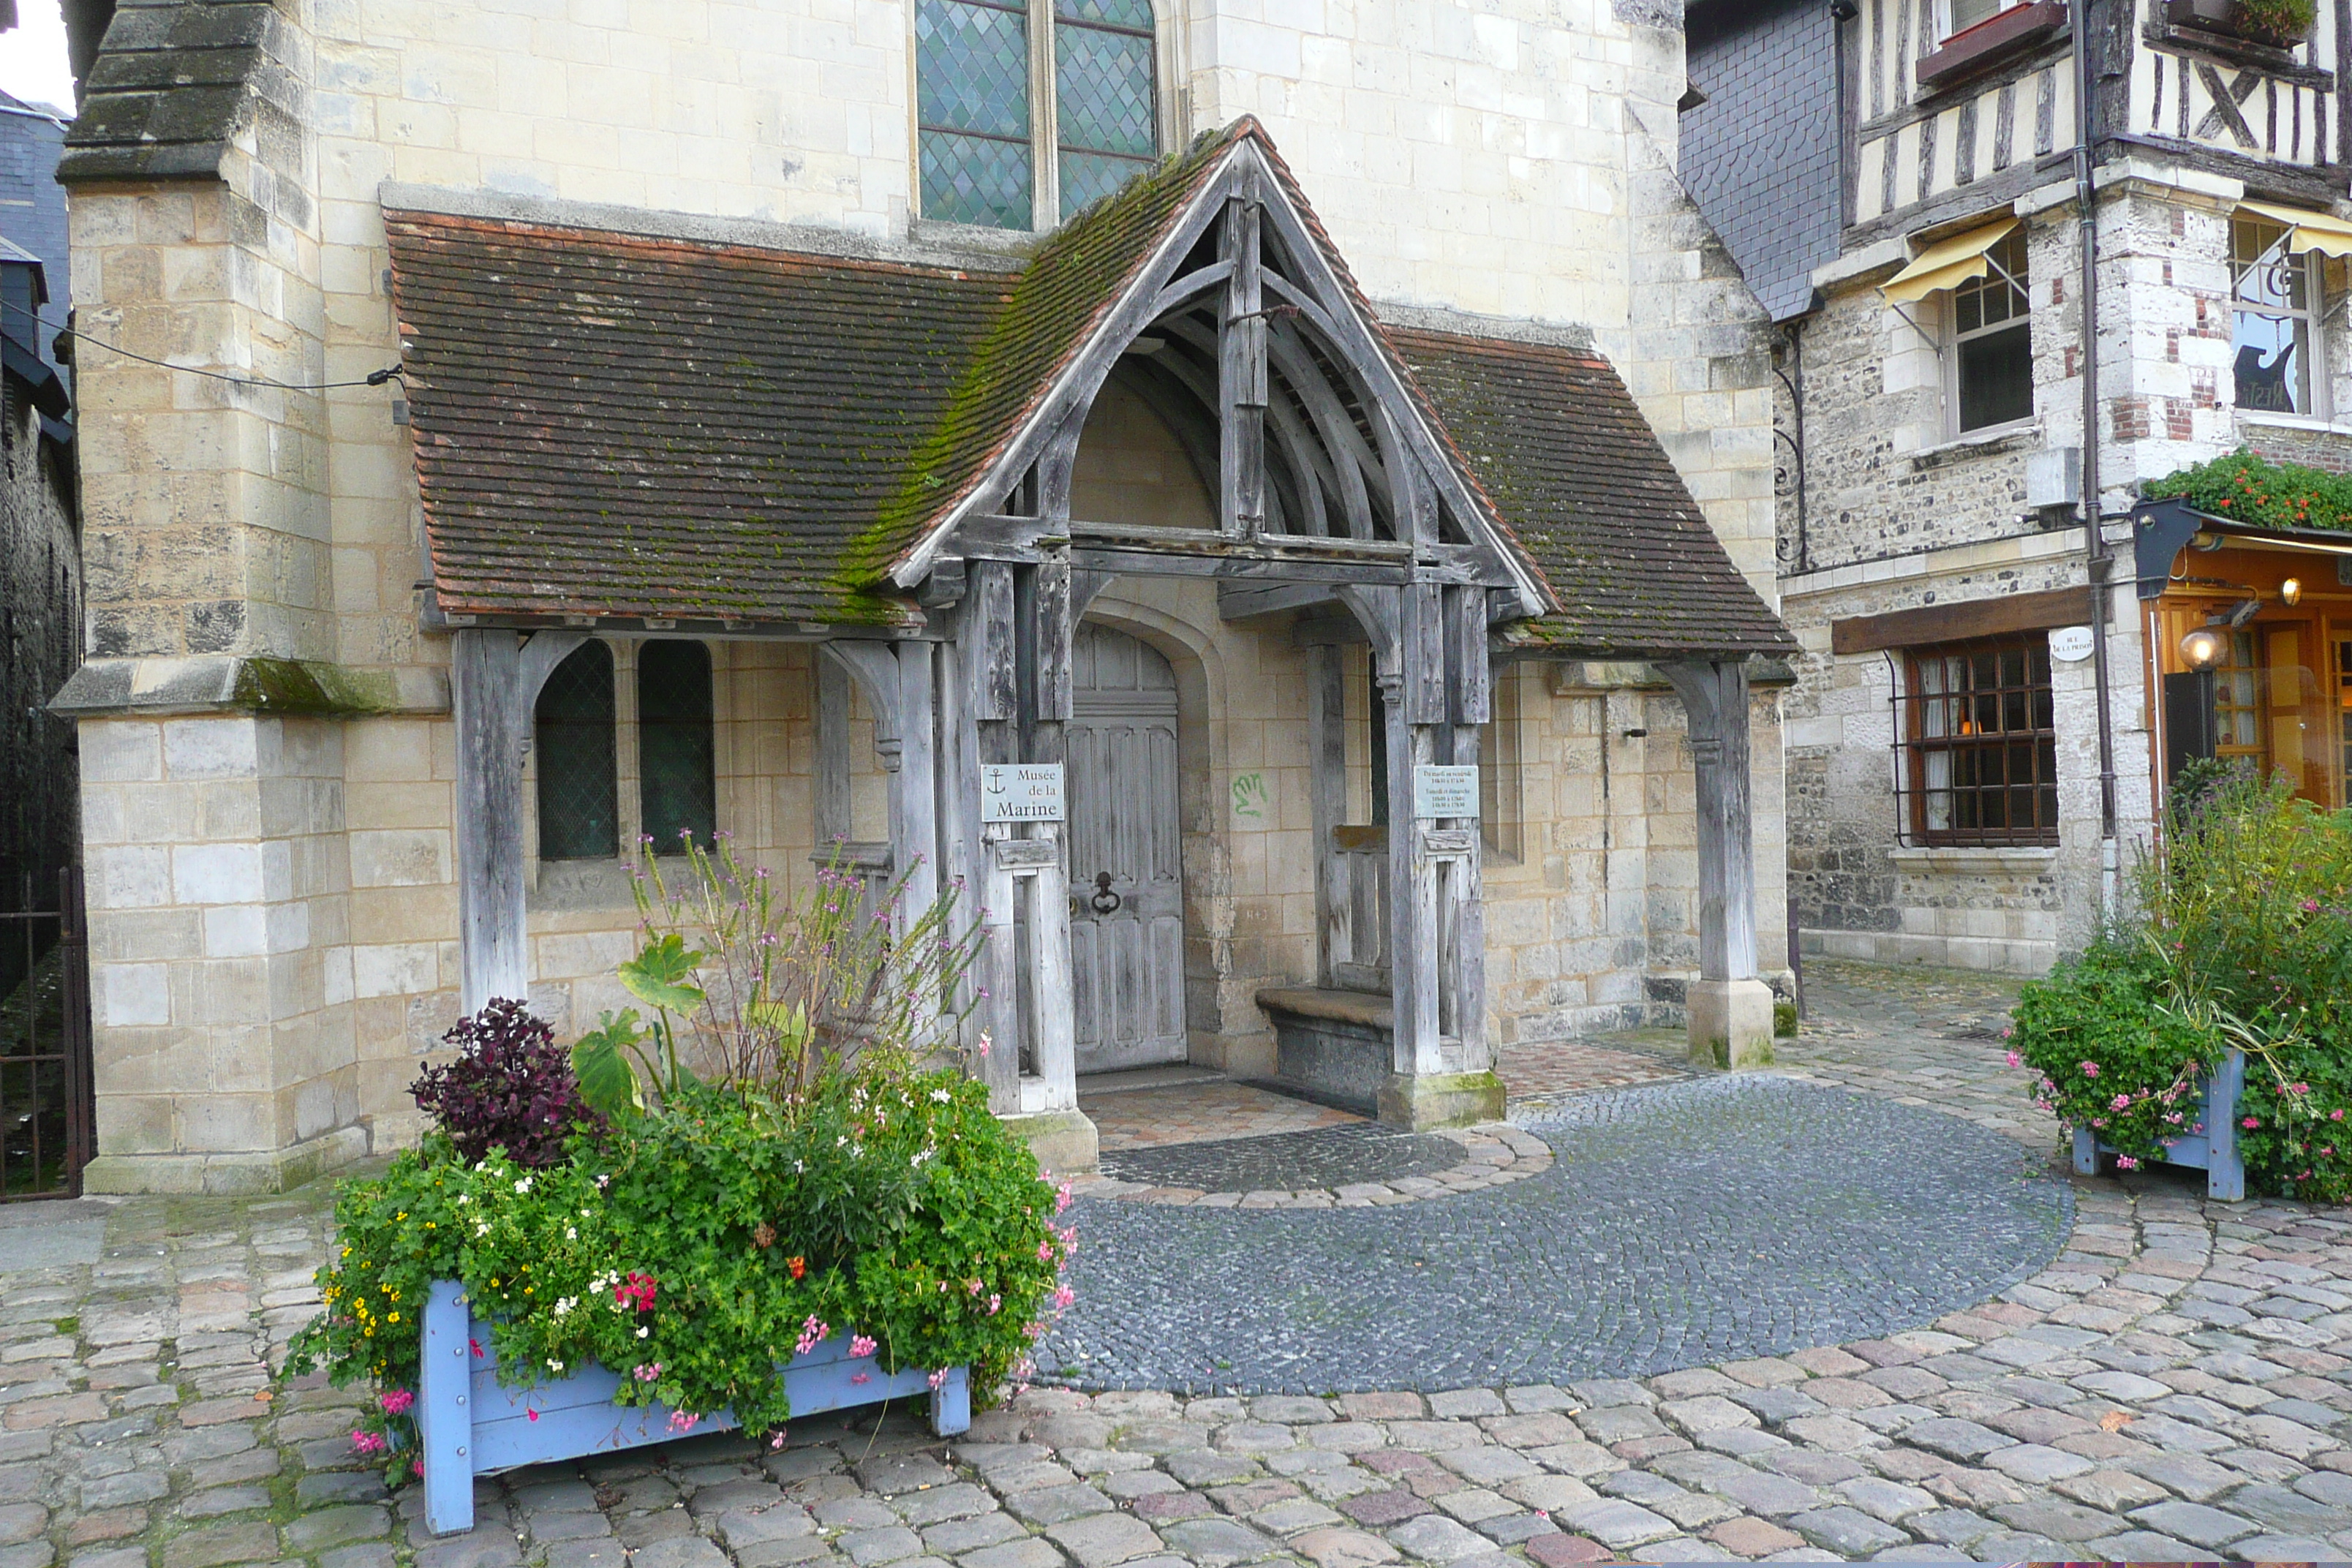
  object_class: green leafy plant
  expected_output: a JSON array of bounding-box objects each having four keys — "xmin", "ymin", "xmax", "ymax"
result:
[
  {"xmin": 2236, "ymin": 0, "xmax": 2317, "ymax": 44},
  {"xmin": 2143, "ymin": 449, "xmax": 2352, "ymax": 533},
  {"xmin": 611, "ymin": 834, "xmax": 986, "ymax": 1096}
]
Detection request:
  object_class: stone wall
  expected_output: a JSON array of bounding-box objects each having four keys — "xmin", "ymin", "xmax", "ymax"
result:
[{"xmin": 0, "ymin": 394, "xmax": 79, "ymax": 929}]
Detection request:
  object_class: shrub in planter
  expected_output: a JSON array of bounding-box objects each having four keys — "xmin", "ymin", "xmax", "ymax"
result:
[
  {"xmin": 284, "ymin": 851, "xmax": 1058, "ymax": 1490},
  {"xmin": 2011, "ymin": 771, "xmax": 2352, "ymax": 1201}
]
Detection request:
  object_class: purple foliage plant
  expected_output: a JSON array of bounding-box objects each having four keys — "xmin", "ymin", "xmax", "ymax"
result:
[{"xmin": 410, "ymin": 998, "xmax": 602, "ymax": 1166}]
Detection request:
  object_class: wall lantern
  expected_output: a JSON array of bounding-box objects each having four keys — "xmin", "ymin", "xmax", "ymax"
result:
[
  {"xmin": 2179, "ymin": 627, "xmax": 2225, "ymax": 670},
  {"xmin": 2281, "ymin": 576, "xmax": 2303, "ymax": 606}
]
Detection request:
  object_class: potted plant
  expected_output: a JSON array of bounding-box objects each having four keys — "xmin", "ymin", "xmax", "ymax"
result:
[
  {"xmin": 2010, "ymin": 768, "xmax": 2352, "ymax": 1205},
  {"xmin": 286, "ymin": 844, "xmax": 1069, "ymax": 1537},
  {"xmin": 2168, "ymin": 0, "xmax": 2315, "ymax": 50}
]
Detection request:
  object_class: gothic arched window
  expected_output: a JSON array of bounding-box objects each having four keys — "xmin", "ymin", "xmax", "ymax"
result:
[
  {"xmin": 535, "ymin": 641, "xmax": 617, "ymax": 861},
  {"xmin": 917, "ymin": 0, "xmax": 1158, "ymax": 230},
  {"xmin": 638, "ymin": 640, "xmax": 717, "ymax": 853}
]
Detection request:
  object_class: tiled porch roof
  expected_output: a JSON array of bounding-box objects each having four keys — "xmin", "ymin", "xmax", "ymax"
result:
[
  {"xmin": 1392, "ymin": 330, "xmax": 1797, "ymax": 659},
  {"xmin": 387, "ymin": 118, "xmax": 1792, "ymax": 658}
]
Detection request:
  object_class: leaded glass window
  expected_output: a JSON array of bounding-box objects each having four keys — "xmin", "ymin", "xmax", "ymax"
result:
[
  {"xmin": 639, "ymin": 640, "xmax": 717, "ymax": 853},
  {"xmin": 536, "ymin": 642, "xmax": 617, "ymax": 862},
  {"xmin": 917, "ymin": 0, "xmax": 1158, "ymax": 230},
  {"xmin": 1055, "ymin": 0, "xmax": 1156, "ymax": 219},
  {"xmin": 919, "ymin": 0, "xmax": 1033, "ymax": 228}
]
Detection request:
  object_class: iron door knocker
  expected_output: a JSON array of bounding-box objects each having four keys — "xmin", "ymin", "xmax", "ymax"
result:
[{"xmin": 1090, "ymin": 872, "xmax": 1123, "ymax": 913}]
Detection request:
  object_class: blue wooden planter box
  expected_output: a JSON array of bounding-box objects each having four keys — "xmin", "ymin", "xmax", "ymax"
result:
[
  {"xmin": 2070, "ymin": 1048, "xmax": 2246, "ymax": 1202},
  {"xmin": 418, "ymin": 1281, "xmax": 970, "ymax": 1536}
]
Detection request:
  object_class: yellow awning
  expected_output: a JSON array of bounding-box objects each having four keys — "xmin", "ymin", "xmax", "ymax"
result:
[
  {"xmin": 2236, "ymin": 199, "xmax": 2352, "ymax": 257},
  {"xmin": 1880, "ymin": 218, "xmax": 2019, "ymax": 304}
]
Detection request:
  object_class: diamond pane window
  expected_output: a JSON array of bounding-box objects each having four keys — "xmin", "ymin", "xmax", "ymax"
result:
[
  {"xmin": 1055, "ymin": 0, "xmax": 1156, "ymax": 218},
  {"xmin": 919, "ymin": 0, "xmax": 1035, "ymax": 228},
  {"xmin": 639, "ymin": 640, "xmax": 716, "ymax": 853},
  {"xmin": 535, "ymin": 641, "xmax": 617, "ymax": 862}
]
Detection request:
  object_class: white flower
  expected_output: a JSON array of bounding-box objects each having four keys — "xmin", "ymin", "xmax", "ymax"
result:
[
  {"xmin": 837, "ymin": 1136, "xmax": 848, "ymax": 1147},
  {"xmin": 565, "ymin": 1226, "xmax": 578, "ymax": 1240},
  {"xmin": 930, "ymin": 1088, "xmax": 951, "ymax": 1104},
  {"xmin": 548, "ymin": 1359, "xmax": 564, "ymax": 1373},
  {"xmin": 475, "ymin": 1221, "xmax": 491, "ymax": 1237},
  {"xmin": 553, "ymin": 1296, "xmax": 577, "ymax": 1317},
  {"xmin": 637, "ymin": 1326, "xmax": 650, "ymax": 1339},
  {"xmin": 456, "ymin": 1193, "xmax": 470, "ymax": 1205},
  {"xmin": 514, "ymin": 1177, "xmax": 533, "ymax": 1195}
]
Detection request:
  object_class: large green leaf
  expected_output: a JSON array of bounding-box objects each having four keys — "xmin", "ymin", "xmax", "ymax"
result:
[
  {"xmin": 620, "ymin": 934, "xmax": 707, "ymax": 1011},
  {"xmin": 572, "ymin": 1010, "xmax": 647, "ymax": 1117}
]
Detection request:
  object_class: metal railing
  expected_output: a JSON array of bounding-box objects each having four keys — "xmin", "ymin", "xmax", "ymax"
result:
[{"xmin": 0, "ymin": 866, "xmax": 93, "ymax": 1199}]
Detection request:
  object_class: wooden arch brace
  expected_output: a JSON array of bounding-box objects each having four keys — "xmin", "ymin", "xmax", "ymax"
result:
[
  {"xmin": 453, "ymin": 627, "xmax": 587, "ymax": 1013},
  {"xmin": 818, "ymin": 640, "xmax": 940, "ymax": 919}
]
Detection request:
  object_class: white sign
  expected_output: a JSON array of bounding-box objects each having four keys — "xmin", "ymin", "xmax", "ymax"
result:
[
  {"xmin": 1413, "ymin": 764, "xmax": 1480, "ymax": 820},
  {"xmin": 981, "ymin": 764, "xmax": 1066, "ymax": 823},
  {"xmin": 2048, "ymin": 625, "xmax": 2095, "ymax": 663}
]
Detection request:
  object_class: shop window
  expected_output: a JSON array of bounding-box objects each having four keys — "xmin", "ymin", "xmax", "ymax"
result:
[
  {"xmin": 535, "ymin": 641, "xmax": 618, "ymax": 861},
  {"xmin": 638, "ymin": 640, "xmax": 717, "ymax": 853},
  {"xmin": 2231, "ymin": 214, "xmax": 2325, "ymax": 417},
  {"xmin": 1950, "ymin": 227, "xmax": 2032, "ymax": 434},
  {"xmin": 917, "ymin": 0, "xmax": 1158, "ymax": 230},
  {"xmin": 1899, "ymin": 634, "xmax": 2059, "ymax": 846}
]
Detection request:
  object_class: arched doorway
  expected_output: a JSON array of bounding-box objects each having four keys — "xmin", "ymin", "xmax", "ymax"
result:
[{"xmin": 1066, "ymin": 622, "xmax": 1186, "ymax": 1073}]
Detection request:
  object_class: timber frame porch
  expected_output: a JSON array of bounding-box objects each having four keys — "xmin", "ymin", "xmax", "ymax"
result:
[{"xmin": 388, "ymin": 120, "xmax": 1796, "ymax": 1168}]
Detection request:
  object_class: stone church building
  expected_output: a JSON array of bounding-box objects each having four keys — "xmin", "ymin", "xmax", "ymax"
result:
[{"xmin": 50, "ymin": 0, "xmax": 1797, "ymax": 1192}]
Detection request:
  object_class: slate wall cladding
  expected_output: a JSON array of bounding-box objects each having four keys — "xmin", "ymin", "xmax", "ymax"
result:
[
  {"xmin": 1682, "ymin": 0, "xmax": 1843, "ymax": 323},
  {"xmin": 0, "ymin": 97, "xmax": 70, "ymax": 377}
]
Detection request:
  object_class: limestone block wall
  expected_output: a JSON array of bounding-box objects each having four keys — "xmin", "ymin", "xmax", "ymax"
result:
[{"xmin": 78, "ymin": 714, "xmax": 358, "ymax": 1191}]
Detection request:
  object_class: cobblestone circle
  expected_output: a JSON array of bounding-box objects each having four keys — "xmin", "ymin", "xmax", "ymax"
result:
[
  {"xmin": 0, "ymin": 960, "xmax": 2345, "ymax": 1567},
  {"xmin": 1038, "ymin": 1079, "xmax": 2070, "ymax": 1396},
  {"xmin": 1074, "ymin": 1128, "xmax": 1551, "ymax": 1210}
]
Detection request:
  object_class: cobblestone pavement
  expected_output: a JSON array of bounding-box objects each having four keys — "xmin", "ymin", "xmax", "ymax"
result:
[{"xmin": 0, "ymin": 961, "xmax": 2346, "ymax": 1568}]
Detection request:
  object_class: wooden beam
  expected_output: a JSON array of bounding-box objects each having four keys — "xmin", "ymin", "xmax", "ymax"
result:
[
  {"xmin": 1830, "ymin": 586, "xmax": 2096, "ymax": 655},
  {"xmin": 1218, "ymin": 581, "xmax": 1341, "ymax": 620},
  {"xmin": 1662, "ymin": 660, "xmax": 1757, "ymax": 985},
  {"xmin": 972, "ymin": 562, "xmax": 1018, "ymax": 724},
  {"xmin": 1068, "ymin": 546, "xmax": 1411, "ymax": 585},
  {"xmin": 1218, "ymin": 191, "xmax": 1267, "ymax": 538},
  {"xmin": 1308, "ymin": 644, "xmax": 1348, "ymax": 989},
  {"xmin": 893, "ymin": 640, "xmax": 940, "ymax": 919}
]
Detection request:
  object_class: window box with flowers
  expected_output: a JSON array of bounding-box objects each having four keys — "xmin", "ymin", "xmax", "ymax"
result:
[
  {"xmin": 285, "ymin": 845, "xmax": 1071, "ymax": 1537},
  {"xmin": 2166, "ymin": 0, "xmax": 2316, "ymax": 64}
]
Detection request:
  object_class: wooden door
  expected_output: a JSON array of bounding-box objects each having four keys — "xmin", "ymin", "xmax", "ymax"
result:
[{"xmin": 1066, "ymin": 624, "xmax": 1186, "ymax": 1074}]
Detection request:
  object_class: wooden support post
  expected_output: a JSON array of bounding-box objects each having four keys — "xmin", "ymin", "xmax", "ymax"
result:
[
  {"xmin": 1663, "ymin": 660, "xmax": 1772, "ymax": 1068},
  {"xmin": 1219, "ymin": 191, "xmax": 1266, "ymax": 538},
  {"xmin": 453, "ymin": 627, "xmax": 584, "ymax": 1014},
  {"xmin": 1444, "ymin": 585, "xmax": 1488, "ymax": 1066},
  {"xmin": 893, "ymin": 641, "xmax": 939, "ymax": 921},
  {"xmin": 1308, "ymin": 644, "xmax": 1348, "ymax": 988},
  {"xmin": 815, "ymin": 654, "xmax": 852, "ymax": 849}
]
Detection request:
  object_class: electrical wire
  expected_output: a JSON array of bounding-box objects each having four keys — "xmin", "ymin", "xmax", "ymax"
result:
[{"xmin": 0, "ymin": 295, "xmax": 403, "ymax": 393}]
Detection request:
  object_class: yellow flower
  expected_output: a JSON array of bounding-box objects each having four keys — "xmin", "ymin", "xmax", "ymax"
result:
[{"xmin": 388, "ymin": 1313, "xmax": 399, "ymax": 1324}]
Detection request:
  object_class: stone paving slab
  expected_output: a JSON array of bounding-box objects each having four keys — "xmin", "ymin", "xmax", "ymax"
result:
[{"xmin": 0, "ymin": 960, "xmax": 2343, "ymax": 1566}]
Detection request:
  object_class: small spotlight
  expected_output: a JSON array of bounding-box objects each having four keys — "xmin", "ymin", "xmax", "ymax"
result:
[{"xmin": 2282, "ymin": 576, "xmax": 2302, "ymax": 606}]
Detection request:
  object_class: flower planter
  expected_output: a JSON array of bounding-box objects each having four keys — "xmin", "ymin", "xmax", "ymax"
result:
[
  {"xmin": 2070, "ymin": 1047, "xmax": 2246, "ymax": 1202},
  {"xmin": 417, "ymin": 1281, "xmax": 970, "ymax": 1536}
]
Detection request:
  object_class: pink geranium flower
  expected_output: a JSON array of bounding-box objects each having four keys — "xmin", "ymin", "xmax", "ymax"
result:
[{"xmin": 380, "ymin": 1389, "xmax": 414, "ymax": 1416}]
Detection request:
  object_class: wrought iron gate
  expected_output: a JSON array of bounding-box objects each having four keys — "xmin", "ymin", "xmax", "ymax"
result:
[{"xmin": 0, "ymin": 867, "xmax": 93, "ymax": 1198}]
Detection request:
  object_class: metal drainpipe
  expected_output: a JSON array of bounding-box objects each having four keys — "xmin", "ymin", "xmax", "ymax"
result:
[{"xmin": 2073, "ymin": 0, "xmax": 2121, "ymax": 919}]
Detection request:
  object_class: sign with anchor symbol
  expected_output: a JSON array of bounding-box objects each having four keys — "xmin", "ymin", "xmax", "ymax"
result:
[{"xmin": 980, "ymin": 763, "xmax": 1066, "ymax": 823}]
